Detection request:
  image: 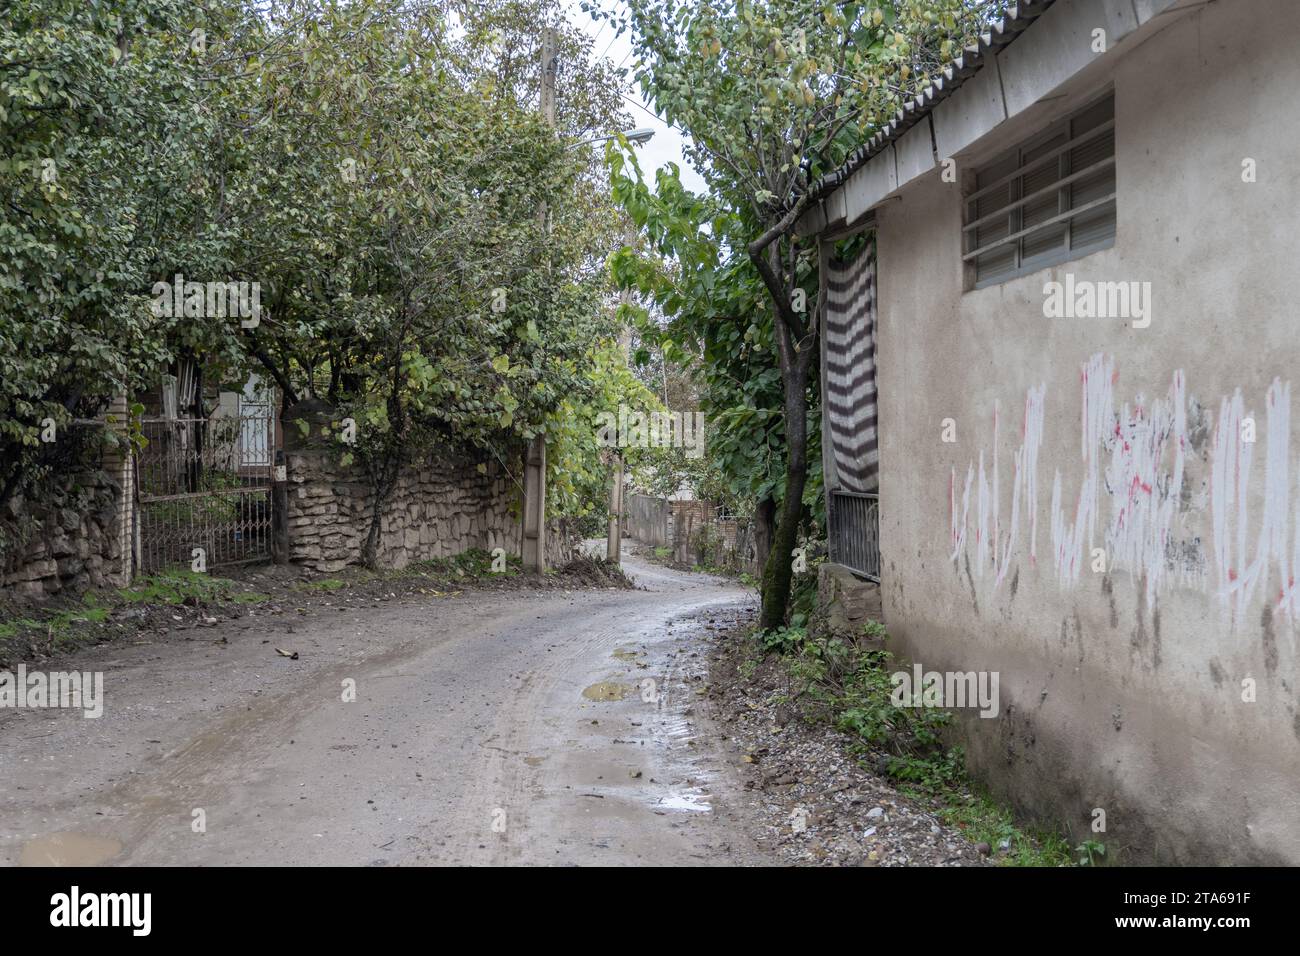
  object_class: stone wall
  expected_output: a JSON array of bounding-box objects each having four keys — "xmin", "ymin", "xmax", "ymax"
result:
[
  {"xmin": 285, "ymin": 449, "xmax": 572, "ymax": 572},
  {"xmin": 1, "ymin": 396, "xmax": 579, "ymax": 598},
  {"xmin": 0, "ymin": 477, "xmax": 126, "ymax": 600},
  {"xmin": 0, "ymin": 406, "xmax": 133, "ymax": 601},
  {"xmin": 625, "ymin": 494, "xmax": 671, "ymax": 547},
  {"xmin": 816, "ymin": 563, "xmax": 883, "ymax": 640},
  {"xmin": 283, "ymin": 402, "xmax": 575, "ymax": 573}
]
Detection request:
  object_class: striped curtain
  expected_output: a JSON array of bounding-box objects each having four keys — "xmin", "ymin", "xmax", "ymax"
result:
[{"xmin": 823, "ymin": 241, "xmax": 878, "ymax": 493}]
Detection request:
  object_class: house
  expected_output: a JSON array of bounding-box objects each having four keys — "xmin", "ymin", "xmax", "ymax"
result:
[{"xmin": 798, "ymin": 0, "xmax": 1300, "ymax": 864}]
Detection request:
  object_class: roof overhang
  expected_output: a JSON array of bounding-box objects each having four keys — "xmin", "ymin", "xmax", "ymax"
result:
[{"xmin": 795, "ymin": 0, "xmax": 1203, "ymax": 238}]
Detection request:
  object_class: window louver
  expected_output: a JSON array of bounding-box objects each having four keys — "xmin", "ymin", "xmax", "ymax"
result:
[{"xmin": 965, "ymin": 94, "xmax": 1116, "ymax": 288}]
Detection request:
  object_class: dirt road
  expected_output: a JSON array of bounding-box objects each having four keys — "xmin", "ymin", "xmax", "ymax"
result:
[{"xmin": 1, "ymin": 550, "xmax": 772, "ymax": 866}]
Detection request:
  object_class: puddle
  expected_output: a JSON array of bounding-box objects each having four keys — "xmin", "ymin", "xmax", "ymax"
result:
[
  {"xmin": 657, "ymin": 790, "xmax": 712, "ymax": 813},
  {"xmin": 523, "ymin": 755, "xmax": 546, "ymax": 767},
  {"xmin": 582, "ymin": 681, "xmax": 634, "ymax": 702},
  {"xmin": 20, "ymin": 832, "xmax": 122, "ymax": 867}
]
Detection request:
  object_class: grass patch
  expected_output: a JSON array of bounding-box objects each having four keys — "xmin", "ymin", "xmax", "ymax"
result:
[
  {"xmin": 928, "ymin": 787, "xmax": 1074, "ymax": 867},
  {"xmin": 114, "ymin": 569, "xmax": 272, "ymax": 608},
  {"xmin": 117, "ymin": 569, "xmax": 231, "ymax": 605},
  {"xmin": 0, "ymin": 619, "xmax": 38, "ymax": 640},
  {"xmin": 0, "ymin": 601, "xmax": 114, "ymax": 649},
  {"xmin": 296, "ymin": 577, "xmax": 348, "ymax": 592},
  {"xmin": 49, "ymin": 606, "xmax": 110, "ymax": 627},
  {"xmin": 756, "ymin": 618, "xmax": 1076, "ymax": 867},
  {"xmin": 2, "ymin": 567, "xmax": 275, "ymax": 662},
  {"xmin": 230, "ymin": 591, "xmax": 271, "ymax": 604},
  {"xmin": 404, "ymin": 548, "xmax": 520, "ymax": 580}
]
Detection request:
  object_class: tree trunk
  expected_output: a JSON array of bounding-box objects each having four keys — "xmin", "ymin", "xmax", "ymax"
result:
[
  {"xmin": 754, "ymin": 495, "xmax": 776, "ymax": 573},
  {"xmin": 759, "ymin": 364, "xmax": 809, "ymax": 630},
  {"xmin": 362, "ymin": 479, "xmax": 391, "ymax": 570},
  {"xmin": 363, "ymin": 363, "xmax": 410, "ymax": 570},
  {"xmin": 362, "ymin": 459, "xmax": 399, "ymax": 570},
  {"xmin": 747, "ymin": 235, "xmax": 817, "ymax": 632}
]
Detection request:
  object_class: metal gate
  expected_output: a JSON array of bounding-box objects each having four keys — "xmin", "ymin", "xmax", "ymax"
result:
[{"xmin": 136, "ymin": 411, "xmax": 274, "ymax": 572}]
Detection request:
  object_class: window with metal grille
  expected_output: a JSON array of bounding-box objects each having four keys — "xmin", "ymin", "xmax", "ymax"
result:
[{"xmin": 964, "ymin": 93, "xmax": 1115, "ymax": 288}]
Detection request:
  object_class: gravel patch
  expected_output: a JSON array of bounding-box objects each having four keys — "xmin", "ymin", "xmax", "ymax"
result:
[{"xmin": 704, "ymin": 612, "xmax": 990, "ymax": 867}]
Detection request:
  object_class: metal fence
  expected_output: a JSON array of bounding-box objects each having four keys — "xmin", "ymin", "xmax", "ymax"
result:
[
  {"xmin": 623, "ymin": 494, "xmax": 760, "ymax": 575},
  {"xmin": 625, "ymin": 494, "xmax": 672, "ymax": 548},
  {"xmin": 829, "ymin": 490, "xmax": 879, "ymax": 581},
  {"xmin": 136, "ymin": 414, "xmax": 274, "ymax": 571}
]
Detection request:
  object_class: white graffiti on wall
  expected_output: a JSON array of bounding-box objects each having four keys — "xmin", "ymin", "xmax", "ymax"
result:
[
  {"xmin": 950, "ymin": 353, "xmax": 1294, "ymax": 615},
  {"xmin": 1212, "ymin": 380, "xmax": 1295, "ymax": 615},
  {"xmin": 949, "ymin": 387, "xmax": 1045, "ymax": 588}
]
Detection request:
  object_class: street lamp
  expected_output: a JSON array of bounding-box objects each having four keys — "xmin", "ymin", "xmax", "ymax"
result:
[{"xmin": 568, "ymin": 127, "xmax": 656, "ymax": 149}]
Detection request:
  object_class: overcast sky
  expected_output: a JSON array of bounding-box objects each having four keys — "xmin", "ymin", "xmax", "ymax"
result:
[{"xmin": 563, "ymin": 0, "xmax": 707, "ymax": 194}]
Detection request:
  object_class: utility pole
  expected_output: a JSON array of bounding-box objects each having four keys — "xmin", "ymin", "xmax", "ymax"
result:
[
  {"xmin": 521, "ymin": 26, "xmax": 557, "ymax": 574},
  {"xmin": 540, "ymin": 26, "xmax": 556, "ymax": 127},
  {"xmin": 607, "ymin": 221, "xmax": 634, "ymax": 564},
  {"xmin": 606, "ymin": 446, "xmax": 624, "ymax": 562}
]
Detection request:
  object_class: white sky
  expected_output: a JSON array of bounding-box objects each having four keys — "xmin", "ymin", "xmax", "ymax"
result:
[{"xmin": 563, "ymin": 0, "xmax": 708, "ymax": 194}]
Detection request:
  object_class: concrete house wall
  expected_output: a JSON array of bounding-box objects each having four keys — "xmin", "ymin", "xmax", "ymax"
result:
[{"xmin": 815, "ymin": 0, "xmax": 1300, "ymax": 863}]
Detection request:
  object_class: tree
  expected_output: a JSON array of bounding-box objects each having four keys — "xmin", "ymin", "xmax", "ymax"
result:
[
  {"xmin": 204, "ymin": 0, "xmax": 648, "ymax": 565},
  {"xmin": 0, "ymin": 0, "xmax": 216, "ymax": 516},
  {"xmin": 609, "ymin": 149, "xmax": 808, "ymax": 576},
  {"xmin": 598, "ymin": 0, "xmax": 996, "ymax": 628},
  {"xmin": 2, "ymin": 0, "xmax": 656, "ymax": 571}
]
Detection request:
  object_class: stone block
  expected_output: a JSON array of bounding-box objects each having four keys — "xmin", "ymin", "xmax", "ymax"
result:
[{"xmin": 817, "ymin": 562, "xmax": 884, "ymax": 642}]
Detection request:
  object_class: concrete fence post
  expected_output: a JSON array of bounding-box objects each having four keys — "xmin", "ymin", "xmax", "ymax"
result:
[
  {"xmin": 102, "ymin": 394, "xmax": 135, "ymax": 586},
  {"xmin": 521, "ymin": 437, "xmax": 546, "ymax": 573},
  {"xmin": 272, "ymin": 448, "xmax": 289, "ymax": 565}
]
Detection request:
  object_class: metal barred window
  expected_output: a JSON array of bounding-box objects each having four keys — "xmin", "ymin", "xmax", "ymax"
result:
[
  {"xmin": 829, "ymin": 490, "xmax": 880, "ymax": 582},
  {"xmin": 964, "ymin": 93, "xmax": 1116, "ymax": 288}
]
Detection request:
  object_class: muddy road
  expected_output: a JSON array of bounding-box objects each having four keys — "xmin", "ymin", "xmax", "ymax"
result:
[{"xmin": 1, "ymin": 550, "xmax": 772, "ymax": 866}]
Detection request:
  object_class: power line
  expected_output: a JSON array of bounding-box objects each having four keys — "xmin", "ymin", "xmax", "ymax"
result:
[
  {"xmin": 618, "ymin": 92, "xmax": 685, "ymax": 137},
  {"xmin": 588, "ymin": 1, "xmax": 620, "ymax": 62},
  {"xmin": 585, "ymin": 3, "xmax": 609, "ymax": 56},
  {"xmin": 613, "ymin": 41, "xmax": 636, "ymax": 72},
  {"xmin": 597, "ymin": 24, "xmax": 619, "ymax": 62}
]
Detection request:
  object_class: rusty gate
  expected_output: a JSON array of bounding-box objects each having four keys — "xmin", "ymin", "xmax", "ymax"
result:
[{"xmin": 135, "ymin": 408, "xmax": 275, "ymax": 572}]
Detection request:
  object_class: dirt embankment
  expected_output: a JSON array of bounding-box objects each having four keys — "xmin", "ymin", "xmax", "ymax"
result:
[{"xmin": 704, "ymin": 616, "xmax": 992, "ymax": 867}]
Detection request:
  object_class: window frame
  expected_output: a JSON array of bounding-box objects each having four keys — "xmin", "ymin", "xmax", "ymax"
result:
[{"xmin": 963, "ymin": 92, "xmax": 1116, "ymax": 290}]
